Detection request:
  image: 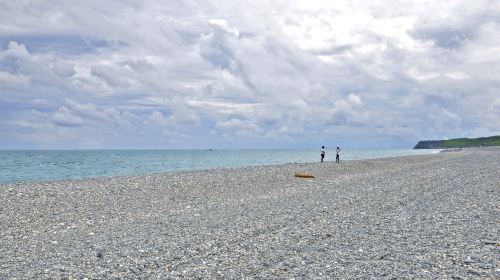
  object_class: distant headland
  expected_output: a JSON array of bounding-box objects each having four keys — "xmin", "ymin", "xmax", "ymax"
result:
[{"xmin": 414, "ymin": 135, "xmax": 500, "ymax": 149}]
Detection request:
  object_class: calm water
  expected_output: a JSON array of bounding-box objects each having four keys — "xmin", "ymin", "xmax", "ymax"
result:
[{"xmin": 0, "ymin": 149, "xmax": 440, "ymax": 184}]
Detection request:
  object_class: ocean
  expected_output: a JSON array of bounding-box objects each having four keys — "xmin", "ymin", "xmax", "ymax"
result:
[{"xmin": 0, "ymin": 149, "xmax": 440, "ymax": 184}]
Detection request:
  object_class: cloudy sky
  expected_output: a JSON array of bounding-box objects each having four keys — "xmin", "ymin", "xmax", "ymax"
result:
[{"xmin": 1, "ymin": 0, "xmax": 499, "ymax": 149}]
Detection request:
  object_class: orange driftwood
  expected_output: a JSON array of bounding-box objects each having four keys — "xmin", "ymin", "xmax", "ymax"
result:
[{"xmin": 294, "ymin": 173, "xmax": 315, "ymax": 178}]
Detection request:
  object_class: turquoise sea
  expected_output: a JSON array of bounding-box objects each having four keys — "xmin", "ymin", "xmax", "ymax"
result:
[{"xmin": 0, "ymin": 149, "xmax": 440, "ymax": 184}]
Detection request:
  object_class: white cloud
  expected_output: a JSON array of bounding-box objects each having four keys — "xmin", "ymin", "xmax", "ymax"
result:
[
  {"xmin": 51, "ymin": 106, "xmax": 84, "ymax": 127},
  {"xmin": 493, "ymin": 98, "xmax": 500, "ymax": 117},
  {"xmin": 208, "ymin": 19, "xmax": 239, "ymax": 38},
  {"xmin": 326, "ymin": 93, "xmax": 370, "ymax": 126},
  {"xmin": 52, "ymin": 60, "xmax": 76, "ymax": 77},
  {"xmin": 215, "ymin": 118, "xmax": 262, "ymax": 136},
  {"xmin": 147, "ymin": 108, "xmax": 200, "ymax": 128},
  {"xmin": 1, "ymin": 0, "xmax": 500, "ymax": 148},
  {"xmin": 433, "ymin": 108, "xmax": 462, "ymax": 131}
]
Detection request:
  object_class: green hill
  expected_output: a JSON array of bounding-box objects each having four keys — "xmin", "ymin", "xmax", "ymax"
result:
[{"xmin": 414, "ymin": 136, "xmax": 500, "ymax": 149}]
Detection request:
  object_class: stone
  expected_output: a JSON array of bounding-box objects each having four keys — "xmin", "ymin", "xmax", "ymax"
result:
[
  {"xmin": 478, "ymin": 263, "xmax": 492, "ymax": 269},
  {"xmin": 463, "ymin": 258, "xmax": 475, "ymax": 264},
  {"xmin": 470, "ymin": 253, "xmax": 481, "ymax": 259},
  {"xmin": 468, "ymin": 269, "xmax": 481, "ymax": 275}
]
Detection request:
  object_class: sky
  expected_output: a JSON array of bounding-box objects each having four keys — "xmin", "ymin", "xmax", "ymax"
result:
[{"xmin": 1, "ymin": 0, "xmax": 499, "ymax": 149}]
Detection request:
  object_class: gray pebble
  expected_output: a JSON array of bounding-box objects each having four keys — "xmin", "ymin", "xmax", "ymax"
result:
[
  {"xmin": 468, "ymin": 269, "xmax": 482, "ymax": 275},
  {"xmin": 1, "ymin": 147, "xmax": 499, "ymax": 279}
]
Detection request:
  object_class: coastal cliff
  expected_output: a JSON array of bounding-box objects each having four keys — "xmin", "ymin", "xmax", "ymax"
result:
[{"xmin": 414, "ymin": 135, "xmax": 500, "ymax": 149}]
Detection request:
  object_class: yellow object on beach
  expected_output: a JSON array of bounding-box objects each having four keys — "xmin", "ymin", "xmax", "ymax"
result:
[{"xmin": 294, "ymin": 173, "xmax": 315, "ymax": 178}]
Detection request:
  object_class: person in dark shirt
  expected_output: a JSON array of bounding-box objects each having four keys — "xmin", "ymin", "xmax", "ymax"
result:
[{"xmin": 321, "ymin": 146, "xmax": 325, "ymax": 162}]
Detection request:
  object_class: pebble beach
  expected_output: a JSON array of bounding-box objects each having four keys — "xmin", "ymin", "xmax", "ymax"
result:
[{"xmin": 1, "ymin": 148, "xmax": 499, "ymax": 279}]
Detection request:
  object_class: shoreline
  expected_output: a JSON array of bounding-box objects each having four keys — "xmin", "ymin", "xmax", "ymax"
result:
[
  {"xmin": 1, "ymin": 147, "xmax": 499, "ymax": 278},
  {"xmin": 1, "ymin": 149, "xmax": 443, "ymax": 186}
]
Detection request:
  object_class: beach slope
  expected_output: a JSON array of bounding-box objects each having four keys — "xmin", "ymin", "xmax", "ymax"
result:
[{"xmin": 1, "ymin": 148, "xmax": 499, "ymax": 279}]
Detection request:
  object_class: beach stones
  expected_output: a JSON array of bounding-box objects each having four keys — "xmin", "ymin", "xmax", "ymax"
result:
[{"xmin": 1, "ymin": 147, "xmax": 499, "ymax": 278}]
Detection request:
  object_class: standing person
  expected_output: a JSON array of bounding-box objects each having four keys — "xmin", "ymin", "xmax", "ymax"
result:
[
  {"xmin": 321, "ymin": 146, "xmax": 326, "ymax": 162},
  {"xmin": 336, "ymin": 146, "xmax": 340, "ymax": 163}
]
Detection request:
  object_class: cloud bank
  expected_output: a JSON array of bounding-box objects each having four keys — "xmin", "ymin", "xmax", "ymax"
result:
[{"xmin": 1, "ymin": 0, "xmax": 499, "ymax": 149}]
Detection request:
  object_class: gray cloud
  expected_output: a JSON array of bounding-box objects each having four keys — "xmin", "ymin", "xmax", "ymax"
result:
[{"xmin": 1, "ymin": 0, "xmax": 499, "ymax": 149}]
